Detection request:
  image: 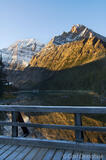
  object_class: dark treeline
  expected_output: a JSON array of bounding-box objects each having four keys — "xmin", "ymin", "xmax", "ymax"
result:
[{"xmin": 0, "ymin": 54, "xmax": 6, "ymax": 97}]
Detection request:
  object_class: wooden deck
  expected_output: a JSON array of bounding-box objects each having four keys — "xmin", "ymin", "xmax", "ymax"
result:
[{"xmin": 0, "ymin": 143, "xmax": 105, "ymax": 160}]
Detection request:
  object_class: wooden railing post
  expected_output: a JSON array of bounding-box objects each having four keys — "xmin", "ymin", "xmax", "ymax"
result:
[
  {"xmin": 12, "ymin": 112, "xmax": 18, "ymax": 137},
  {"xmin": 75, "ymin": 113, "xmax": 84, "ymax": 142}
]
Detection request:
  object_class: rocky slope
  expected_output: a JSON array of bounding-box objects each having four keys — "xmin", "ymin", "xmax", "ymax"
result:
[{"xmin": 0, "ymin": 38, "xmax": 44, "ymax": 70}]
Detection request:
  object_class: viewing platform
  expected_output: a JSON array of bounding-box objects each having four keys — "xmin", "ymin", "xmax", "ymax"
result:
[{"xmin": 0, "ymin": 105, "xmax": 106, "ymax": 159}]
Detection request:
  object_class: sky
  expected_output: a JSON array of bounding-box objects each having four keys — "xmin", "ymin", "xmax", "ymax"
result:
[{"xmin": 0, "ymin": 0, "xmax": 106, "ymax": 49}]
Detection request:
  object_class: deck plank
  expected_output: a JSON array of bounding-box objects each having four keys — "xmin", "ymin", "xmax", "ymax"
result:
[
  {"xmin": 0, "ymin": 144, "xmax": 6, "ymax": 149},
  {"xmin": 0, "ymin": 145, "xmax": 11, "ymax": 156},
  {"xmin": 52, "ymin": 150, "xmax": 64, "ymax": 160},
  {"xmin": 72, "ymin": 152, "xmax": 81, "ymax": 160},
  {"xmin": 5, "ymin": 146, "xmax": 26, "ymax": 160},
  {"xmin": 24, "ymin": 148, "xmax": 40, "ymax": 160},
  {"xmin": 32, "ymin": 148, "xmax": 48, "ymax": 160},
  {"xmin": 14, "ymin": 146, "xmax": 33, "ymax": 160},
  {"xmin": 43, "ymin": 149, "xmax": 56, "ymax": 160},
  {"xmin": 62, "ymin": 150, "xmax": 73, "ymax": 160},
  {"xmin": 0, "ymin": 145, "xmax": 18, "ymax": 160},
  {"xmin": 81, "ymin": 153, "xmax": 91, "ymax": 160}
]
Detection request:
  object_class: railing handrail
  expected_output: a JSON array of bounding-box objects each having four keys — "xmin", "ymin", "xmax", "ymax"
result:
[
  {"xmin": 0, "ymin": 105, "xmax": 106, "ymax": 113},
  {"xmin": 0, "ymin": 105, "xmax": 106, "ymax": 153}
]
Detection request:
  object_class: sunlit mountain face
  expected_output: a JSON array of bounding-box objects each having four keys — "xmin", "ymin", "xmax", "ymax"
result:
[{"xmin": 29, "ymin": 24, "xmax": 106, "ymax": 71}]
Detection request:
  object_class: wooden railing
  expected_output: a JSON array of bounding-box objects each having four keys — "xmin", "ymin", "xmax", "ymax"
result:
[{"xmin": 0, "ymin": 105, "xmax": 106, "ymax": 153}]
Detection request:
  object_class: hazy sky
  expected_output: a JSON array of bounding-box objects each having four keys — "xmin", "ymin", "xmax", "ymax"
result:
[{"xmin": 0, "ymin": 0, "xmax": 106, "ymax": 48}]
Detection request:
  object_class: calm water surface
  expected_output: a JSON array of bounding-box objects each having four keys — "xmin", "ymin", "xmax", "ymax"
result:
[{"xmin": 5, "ymin": 90, "xmax": 106, "ymax": 106}]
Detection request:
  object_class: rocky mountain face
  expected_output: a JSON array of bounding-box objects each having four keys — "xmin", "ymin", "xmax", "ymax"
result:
[
  {"xmin": 29, "ymin": 24, "xmax": 106, "ymax": 71},
  {"xmin": 6, "ymin": 25, "xmax": 106, "ymax": 90},
  {"xmin": 0, "ymin": 38, "xmax": 44, "ymax": 70}
]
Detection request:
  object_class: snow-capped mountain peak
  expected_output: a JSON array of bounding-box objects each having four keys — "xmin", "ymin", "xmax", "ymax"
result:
[
  {"xmin": 0, "ymin": 38, "xmax": 44, "ymax": 70},
  {"xmin": 53, "ymin": 24, "xmax": 106, "ymax": 45}
]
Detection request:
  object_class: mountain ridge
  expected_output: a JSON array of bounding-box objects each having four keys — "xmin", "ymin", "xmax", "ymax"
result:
[{"xmin": 29, "ymin": 25, "xmax": 106, "ymax": 71}]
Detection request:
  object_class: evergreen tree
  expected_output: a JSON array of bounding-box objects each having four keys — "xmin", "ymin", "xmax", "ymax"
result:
[{"xmin": 0, "ymin": 54, "xmax": 5, "ymax": 97}]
